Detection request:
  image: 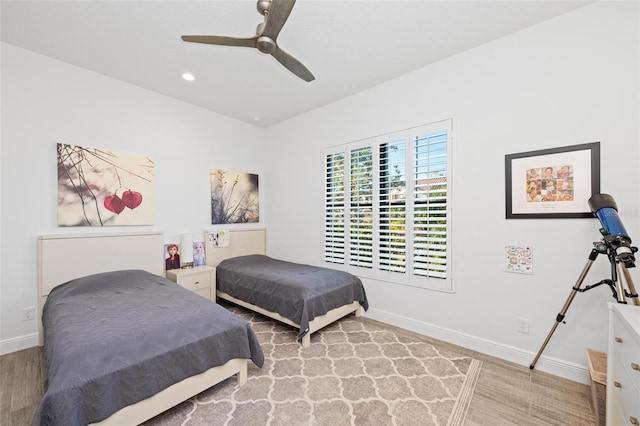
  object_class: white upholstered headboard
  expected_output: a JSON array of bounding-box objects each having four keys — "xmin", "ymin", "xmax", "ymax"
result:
[
  {"xmin": 205, "ymin": 228, "xmax": 266, "ymax": 267},
  {"xmin": 37, "ymin": 232, "xmax": 164, "ymax": 344}
]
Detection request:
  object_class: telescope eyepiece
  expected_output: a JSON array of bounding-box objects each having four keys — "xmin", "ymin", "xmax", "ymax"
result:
[{"xmin": 588, "ymin": 193, "xmax": 618, "ymax": 213}]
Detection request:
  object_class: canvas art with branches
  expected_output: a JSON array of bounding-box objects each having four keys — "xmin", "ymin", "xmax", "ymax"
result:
[
  {"xmin": 57, "ymin": 143, "xmax": 154, "ymax": 226},
  {"xmin": 210, "ymin": 169, "xmax": 259, "ymax": 224}
]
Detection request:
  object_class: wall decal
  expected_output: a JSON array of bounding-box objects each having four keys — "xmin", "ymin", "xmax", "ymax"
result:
[
  {"xmin": 206, "ymin": 229, "xmax": 230, "ymax": 248},
  {"xmin": 57, "ymin": 143, "xmax": 154, "ymax": 226},
  {"xmin": 505, "ymin": 245, "xmax": 533, "ymax": 274}
]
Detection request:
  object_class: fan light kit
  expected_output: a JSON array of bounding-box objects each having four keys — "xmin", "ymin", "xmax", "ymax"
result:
[{"xmin": 181, "ymin": 0, "xmax": 315, "ymax": 82}]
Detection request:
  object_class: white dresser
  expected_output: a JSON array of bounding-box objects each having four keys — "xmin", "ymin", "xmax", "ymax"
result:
[{"xmin": 607, "ymin": 303, "xmax": 640, "ymax": 426}]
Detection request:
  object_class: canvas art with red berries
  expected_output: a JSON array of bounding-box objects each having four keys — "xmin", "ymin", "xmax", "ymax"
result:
[{"xmin": 57, "ymin": 143, "xmax": 154, "ymax": 226}]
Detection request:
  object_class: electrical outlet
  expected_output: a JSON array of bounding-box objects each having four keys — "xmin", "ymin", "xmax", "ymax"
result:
[
  {"xmin": 517, "ymin": 317, "xmax": 529, "ymax": 334},
  {"xmin": 22, "ymin": 307, "xmax": 35, "ymax": 321}
]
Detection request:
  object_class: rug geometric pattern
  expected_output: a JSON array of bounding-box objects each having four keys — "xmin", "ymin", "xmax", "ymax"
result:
[{"xmin": 144, "ymin": 303, "xmax": 482, "ymax": 426}]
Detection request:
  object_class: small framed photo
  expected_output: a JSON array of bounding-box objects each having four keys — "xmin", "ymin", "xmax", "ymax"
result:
[
  {"xmin": 505, "ymin": 142, "xmax": 600, "ymax": 219},
  {"xmin": 193, "ymin": 241, "xmax": 206, "ymax": 266},
  {"xmin": 164, "ymin": 243, "xmax": 180, "ymax": 270}
]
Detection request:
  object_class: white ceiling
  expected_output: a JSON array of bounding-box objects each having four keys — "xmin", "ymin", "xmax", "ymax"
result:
[{"xmin": 1, "ymin": 0, "xmax": 594, "ymax": 128}]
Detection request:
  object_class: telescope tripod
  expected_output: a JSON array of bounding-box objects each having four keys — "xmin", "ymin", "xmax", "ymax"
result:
[{"xmin": 530, "ymin": 240, "xmax": 639, "ymax": 369}]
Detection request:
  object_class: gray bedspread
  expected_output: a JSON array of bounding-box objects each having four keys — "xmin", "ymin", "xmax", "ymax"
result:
[
  {"xmin": 34, "ymin": 269, "xmax": 264, "ymax": 426},
  {"xmin": 216, "ymin": 255, "xmax": 369, "ymax": 340}
]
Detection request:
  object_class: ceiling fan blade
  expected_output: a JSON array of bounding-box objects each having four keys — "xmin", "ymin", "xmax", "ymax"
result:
[
  {"xmin": 261, "ymin": 0, "xmax": 296, "ymax": 40},
  {"xmin": 181, "ymin": 35, "xmax": 257, "ymax": 48},
  {"xmin": 272, "ymin": 47, "xmax": 315, "ymax": 82},
  {"xmin": 181, "ymin": 0, "xmax": 314, "ymax": 82}
]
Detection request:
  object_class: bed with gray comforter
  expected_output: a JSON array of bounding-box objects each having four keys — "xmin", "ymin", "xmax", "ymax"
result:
[
  {"xmin": 33, "ymin": 269, "xmax": 264, "ymax": 426},
  {"xmin": 216, "ymin": 254, "xmax": 369, "ymax": 340}
]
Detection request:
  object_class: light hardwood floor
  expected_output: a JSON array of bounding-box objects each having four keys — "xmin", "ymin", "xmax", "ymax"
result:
[
  {"xmin": 1, "ymin": 340, "xmax": 597, "ymax": 426},
  {"xmin": 464, "ymin": 351, "xmax": 598, "ymax": 426}
]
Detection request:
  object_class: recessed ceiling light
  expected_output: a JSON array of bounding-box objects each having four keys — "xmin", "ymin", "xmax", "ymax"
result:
[{"xmin": 182, "ymin": 72, "xmax": 195, "ymax": 82}]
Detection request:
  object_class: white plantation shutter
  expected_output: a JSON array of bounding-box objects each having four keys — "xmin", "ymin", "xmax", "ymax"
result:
[
  {"xmin": 349, "ymin": 147, "xmax": 373, "ymax": 268},
  {"xmin": 324, "ymin": 119, "xmax": 451, "ymax": 291},
  {"xmin": 379, "ymin": 138, "xmax": 407, "ymax": 273},
  {"xmin": 324, "ymin": 152, "xmax": 345, "ymax": 264},
  {"xmin": 412, "ymin": 127, "xmax": 448, "ymax": 279}
]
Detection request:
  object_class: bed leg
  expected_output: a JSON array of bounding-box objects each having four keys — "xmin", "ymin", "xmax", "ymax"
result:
[
  {"xmin": 237, "ymin": 362, "xmax": 247, "ymax": 386},
  {"xmin": 302, "ymin": 334, "xmax": 311, "ymax": 348},
  {"xmin": 354, "ymin": 307, "xmax": 362, "ymax": 317}
]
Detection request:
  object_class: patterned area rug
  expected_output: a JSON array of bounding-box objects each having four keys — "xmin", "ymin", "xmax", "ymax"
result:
[{"xmin": 145, "ymin": 303, "xmax": 482, "ymax": 426}]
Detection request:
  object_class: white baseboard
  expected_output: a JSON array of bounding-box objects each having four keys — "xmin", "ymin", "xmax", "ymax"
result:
[
  {"xmin": 0, "ymin": 333, "xmax": 39, "ymax": 355},
  {"xmin": 364, "ymin": 307, "xmax": 591, "ymax": 385},
  {"xmin": 4, "ymin": 310, "xmax": 591, "ymax": 385}
]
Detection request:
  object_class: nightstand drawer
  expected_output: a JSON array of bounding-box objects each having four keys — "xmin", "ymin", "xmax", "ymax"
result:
[
  {"xmin": 165, "ymin": 265, "xmax": 215, "ymax": 301},
  {"xmin": 192, "ymin": 287, "xmax": 211, "ymax": 300},
  {"xmin": 180, "ymin": 273, "xmax": 211, "ymax": 291}
]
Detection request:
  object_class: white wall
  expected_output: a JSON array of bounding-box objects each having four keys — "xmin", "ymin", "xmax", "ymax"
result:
[
  {"xmin": 0, "ymin": 42, "xmax": 266, "ymax": 353},
  {"xmin": 264, "ymin": 0, "xmax": 640, "ymax": 383},
  {"xmin": 2, "ymin": 1, "xmax": 638, "ymax": 385}
]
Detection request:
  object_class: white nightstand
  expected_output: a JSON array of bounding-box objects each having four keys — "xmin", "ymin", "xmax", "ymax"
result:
[{"xmin": 165, "ymin": 265, "xmax": 215, "ymax": 301}]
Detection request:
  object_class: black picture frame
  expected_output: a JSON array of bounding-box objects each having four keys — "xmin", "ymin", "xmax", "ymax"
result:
[{"xmin": 505, "ymin": 142, "xmax": 600, "ymax": 219}]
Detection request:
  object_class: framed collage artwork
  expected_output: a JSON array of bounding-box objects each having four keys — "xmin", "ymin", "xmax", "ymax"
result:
[{"xmin": 505, "ymin": 142, "xmax": 600, "ymax": 219}]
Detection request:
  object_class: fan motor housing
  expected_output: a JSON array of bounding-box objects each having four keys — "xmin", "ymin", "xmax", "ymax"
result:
[{"xmin": 256, "ymin": 36, "xmax": 277, "ymax": 54}]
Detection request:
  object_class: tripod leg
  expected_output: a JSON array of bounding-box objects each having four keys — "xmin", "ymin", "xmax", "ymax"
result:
[
  {"xmin": 615, "ymin": 262, "xmax": 629, "ymax": 303},
  {"xmin": 619, "ymin": 263, "xmax": 640, "ymax": 306},
  {"xmin": 530, "ymin": 252, "xmax": 597, "ymax": 369}
]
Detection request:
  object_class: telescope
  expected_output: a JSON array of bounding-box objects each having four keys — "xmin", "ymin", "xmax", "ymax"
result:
[
  {"xmin": 530, "ymin": 193, "xmax": 639, "ymax": 370},
  {"xmin": 588, "ymin": 193, "xmax": 636, "ymax": 268}
]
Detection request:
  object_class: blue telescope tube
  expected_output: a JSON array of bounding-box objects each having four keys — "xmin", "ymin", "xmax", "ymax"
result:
[
  {"xmin": 588, "ymin": 194, "xmax": 631, "ymax": 243},
  {"xmin": 594, "ymin": 207, "xmax": 631, "ymax": 242}
]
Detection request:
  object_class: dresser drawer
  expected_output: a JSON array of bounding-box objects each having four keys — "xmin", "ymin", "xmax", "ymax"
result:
[
  {"xmin": 180, "ymin": 273, "xmax": 211, "ymax": 291},
  {"xmin": 611, "ymin": 314, "xmax": 640, "ymax": 391},
  {"xmin": 608, "ymin": 304, "xmax": 640, "ymax": 426},
  {"xmin": 608, "ymin": 403, "xmax": 626, "ymax": 426},
  {"xmin": 610, "ymin": 356, "xmax": 640, "ymax": 426}
]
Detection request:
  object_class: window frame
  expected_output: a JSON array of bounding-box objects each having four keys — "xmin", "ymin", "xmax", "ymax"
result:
[{"xmin": 323, "ymin": 119, "xmax": 453, "ymax": 292}]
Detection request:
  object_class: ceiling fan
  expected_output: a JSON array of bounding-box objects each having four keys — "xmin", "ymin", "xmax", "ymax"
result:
[{"xmin": 181, "ymin": 0, "xmax": 315, "ymax": 82}]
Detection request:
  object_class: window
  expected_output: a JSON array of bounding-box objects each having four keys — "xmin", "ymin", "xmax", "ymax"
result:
[{"xmin": 324, "ymin": 120, "xmax": 452, "ymax": 291}]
